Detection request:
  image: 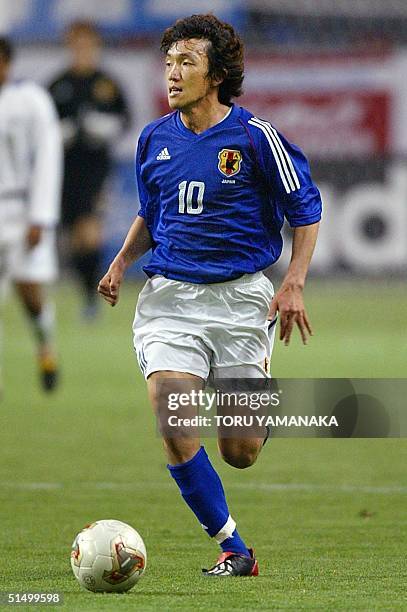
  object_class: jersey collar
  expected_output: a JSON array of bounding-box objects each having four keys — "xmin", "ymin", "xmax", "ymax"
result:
[{"xmin": 175, "ymin": 103, "xmax": 237, "ymax": 138}]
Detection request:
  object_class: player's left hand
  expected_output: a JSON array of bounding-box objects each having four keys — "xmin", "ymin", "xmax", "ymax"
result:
[
  {"xmin": 268, "ymin": 283, "xmax": 312, "ymax": 346},
  {"xmin": 26, "ymin": 225, "xmax": 43, "ymax": 249}
]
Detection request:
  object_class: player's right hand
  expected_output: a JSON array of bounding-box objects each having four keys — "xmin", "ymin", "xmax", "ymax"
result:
[{"xmin": 97, "ymin": 265, "xmax": 123, "ymax": 307}]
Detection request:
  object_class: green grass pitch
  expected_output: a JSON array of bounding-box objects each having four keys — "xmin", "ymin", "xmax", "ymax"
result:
[{"xmin": 1, "ymin": 280, "xmax": 406, "ymax": 610}]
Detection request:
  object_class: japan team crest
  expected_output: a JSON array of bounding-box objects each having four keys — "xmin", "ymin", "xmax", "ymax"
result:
[{"xmin": 218, "ymin": 149, "xmax": 242, "ymax": 177}]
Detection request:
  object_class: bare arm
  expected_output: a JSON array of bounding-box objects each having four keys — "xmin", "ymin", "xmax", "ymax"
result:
[
  {"xmin": 98, "ymin": 216, "xmax": 152, "ymax": 306},
  {"xmin": 268, "ymin": 221, "xmax": 319, "ymax": 345}
]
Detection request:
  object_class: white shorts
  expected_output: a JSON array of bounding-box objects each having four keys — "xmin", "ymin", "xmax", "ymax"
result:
[
  {"xmin": 0, "ymin": 203, "xmax": 57, "ymax": 297},
  {"xmin": 132, "ymin": 272, "xmax": 277, "ymax": 381}
]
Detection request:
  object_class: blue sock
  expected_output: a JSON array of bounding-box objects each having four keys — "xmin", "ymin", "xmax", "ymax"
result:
[
  {"xmin": 220, "ymin": 530, "xmax": 249, "ymax": 556},
  {"xmin": 168, "ymin": 447, "xmax": 249, "ymax": 556}
]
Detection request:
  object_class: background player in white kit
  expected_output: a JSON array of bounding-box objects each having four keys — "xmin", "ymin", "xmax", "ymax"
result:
[
  {"xmin": 0, "ymin": 38, "xmax": 62, "ymax": 391},
  {"xmin": 99, "ymin": 15, "xmax": 321, "ymax": 576}
]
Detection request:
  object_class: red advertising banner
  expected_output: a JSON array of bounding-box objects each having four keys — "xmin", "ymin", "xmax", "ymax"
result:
[{"xmin": 240, "ymin": 91, "xmax": 390, "ymax": 158}]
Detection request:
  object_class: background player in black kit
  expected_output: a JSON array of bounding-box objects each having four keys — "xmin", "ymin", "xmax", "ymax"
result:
[{"xmin": 49, "ymin": 21, "xmax": 130, "ymax": 319}]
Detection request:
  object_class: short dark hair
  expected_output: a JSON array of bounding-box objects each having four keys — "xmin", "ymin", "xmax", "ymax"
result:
[
  {"xmin": 160, "ymin": 14, "xmax": 244, "ymax": 105},
  {"xmin": 0, "ymin": 37, "xmax": 13, "ymax": 62}
]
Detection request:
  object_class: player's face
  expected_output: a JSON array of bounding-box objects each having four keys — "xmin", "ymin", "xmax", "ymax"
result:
[
  {"xmin": 165, "ymin": 39, "xmax": 216, "ymax": 111},
  {"xmin": 66, "ymin": 30, "xmax": 101, "ymax": 72}
]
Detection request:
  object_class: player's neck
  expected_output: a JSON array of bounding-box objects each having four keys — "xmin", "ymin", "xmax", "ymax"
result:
[
  {"xmin": 180, "ymin": 99, "xmax": 231, "ymax": 134},
  {"xmin": 71, "ymin": 64, "xmax": 97, "ymax": 77}
]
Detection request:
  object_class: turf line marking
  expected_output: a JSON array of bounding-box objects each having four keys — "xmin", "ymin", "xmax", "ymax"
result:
[
  {"xmin": 0, "ymin": 481, "xmax": 63, "ymax": 490},
  {"xmin": 1, "ymin": 481, "xmax": 406, "ymax": 494},
  {"xmin": 229, "ymin": 483, "xmax": 407, "ymax": 494}
]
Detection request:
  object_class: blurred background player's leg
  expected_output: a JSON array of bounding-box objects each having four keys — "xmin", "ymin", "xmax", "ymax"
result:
[
  {"xmin": 11, "ymin": 228, "xmax": 59, "ymax": 391},
  {"xmin": 70, "ymin": 214, "xmax": 103, "ymax": 321},
  {"xmin": 14, "ymin": 283, "xmax": 57, "ymax": 391},
  {"xmin": 61, "ymin": 148, "xmax": 108, "ymax": 321},
  {"xmin": 0, "ymin": 241, "xmax": 11, "ymax": 399}
]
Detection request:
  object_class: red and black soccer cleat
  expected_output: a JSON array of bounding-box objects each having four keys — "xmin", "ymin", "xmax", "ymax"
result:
[{"xmin": 202, "ymin": 548, "xmax": 258, "ymax": 577}]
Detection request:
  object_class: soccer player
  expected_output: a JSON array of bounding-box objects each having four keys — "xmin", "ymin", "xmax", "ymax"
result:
[
  {"xmin": 98, "ymin": 14, "xmax": 321, "ymax": 576},
  {"xmin": 0, "ymin": 37, "xmax": 62, "ymax": 391},
  {"xmin": 49, "ymin": 21, "xmax": 130, "ymax": 320}
]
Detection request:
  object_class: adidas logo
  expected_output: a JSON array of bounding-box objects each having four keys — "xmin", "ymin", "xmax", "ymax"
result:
[{"xmin": 156, "ymin": 147, "xmax": 171, "ymax": 160}]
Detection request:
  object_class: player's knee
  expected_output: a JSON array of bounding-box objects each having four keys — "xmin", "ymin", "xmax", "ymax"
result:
[
  {"xmin": 220, "ymin": 446, "xmax": 258, "ymax": 469},
  {"xmin": 163, "ymin": 438, "xmax": 199, "ymax": 465}
]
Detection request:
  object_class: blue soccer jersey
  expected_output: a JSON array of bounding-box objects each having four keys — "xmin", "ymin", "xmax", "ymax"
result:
[{"xmin": 136, "ymin": 104, "xmax": 321, "ymax": 283}]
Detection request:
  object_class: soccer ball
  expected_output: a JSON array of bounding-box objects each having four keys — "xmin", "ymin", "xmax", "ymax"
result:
[{"xmin": 70, "ymin": 519, "xmax": 146, "ymax": 592}]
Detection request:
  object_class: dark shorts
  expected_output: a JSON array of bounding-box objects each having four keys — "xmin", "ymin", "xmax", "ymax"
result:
[{"xmin": 62, "ymin": 147, "xmax": 110, "ymax": 227}]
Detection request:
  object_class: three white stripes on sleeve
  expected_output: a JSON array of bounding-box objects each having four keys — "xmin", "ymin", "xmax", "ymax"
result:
[{"xmin": 248, "ymin": 117, "xmax": 300, "ymax": 194}]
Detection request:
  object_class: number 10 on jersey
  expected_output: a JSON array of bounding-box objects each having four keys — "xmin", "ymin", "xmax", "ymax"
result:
[{"xmin": 178, "ymin": 181, "xmax": 205, "ymax": 214}]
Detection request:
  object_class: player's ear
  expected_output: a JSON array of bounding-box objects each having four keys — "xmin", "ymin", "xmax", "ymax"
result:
[{"xmin": 210, "ymin": 68, "xmax": 227, "ymax": 88}]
